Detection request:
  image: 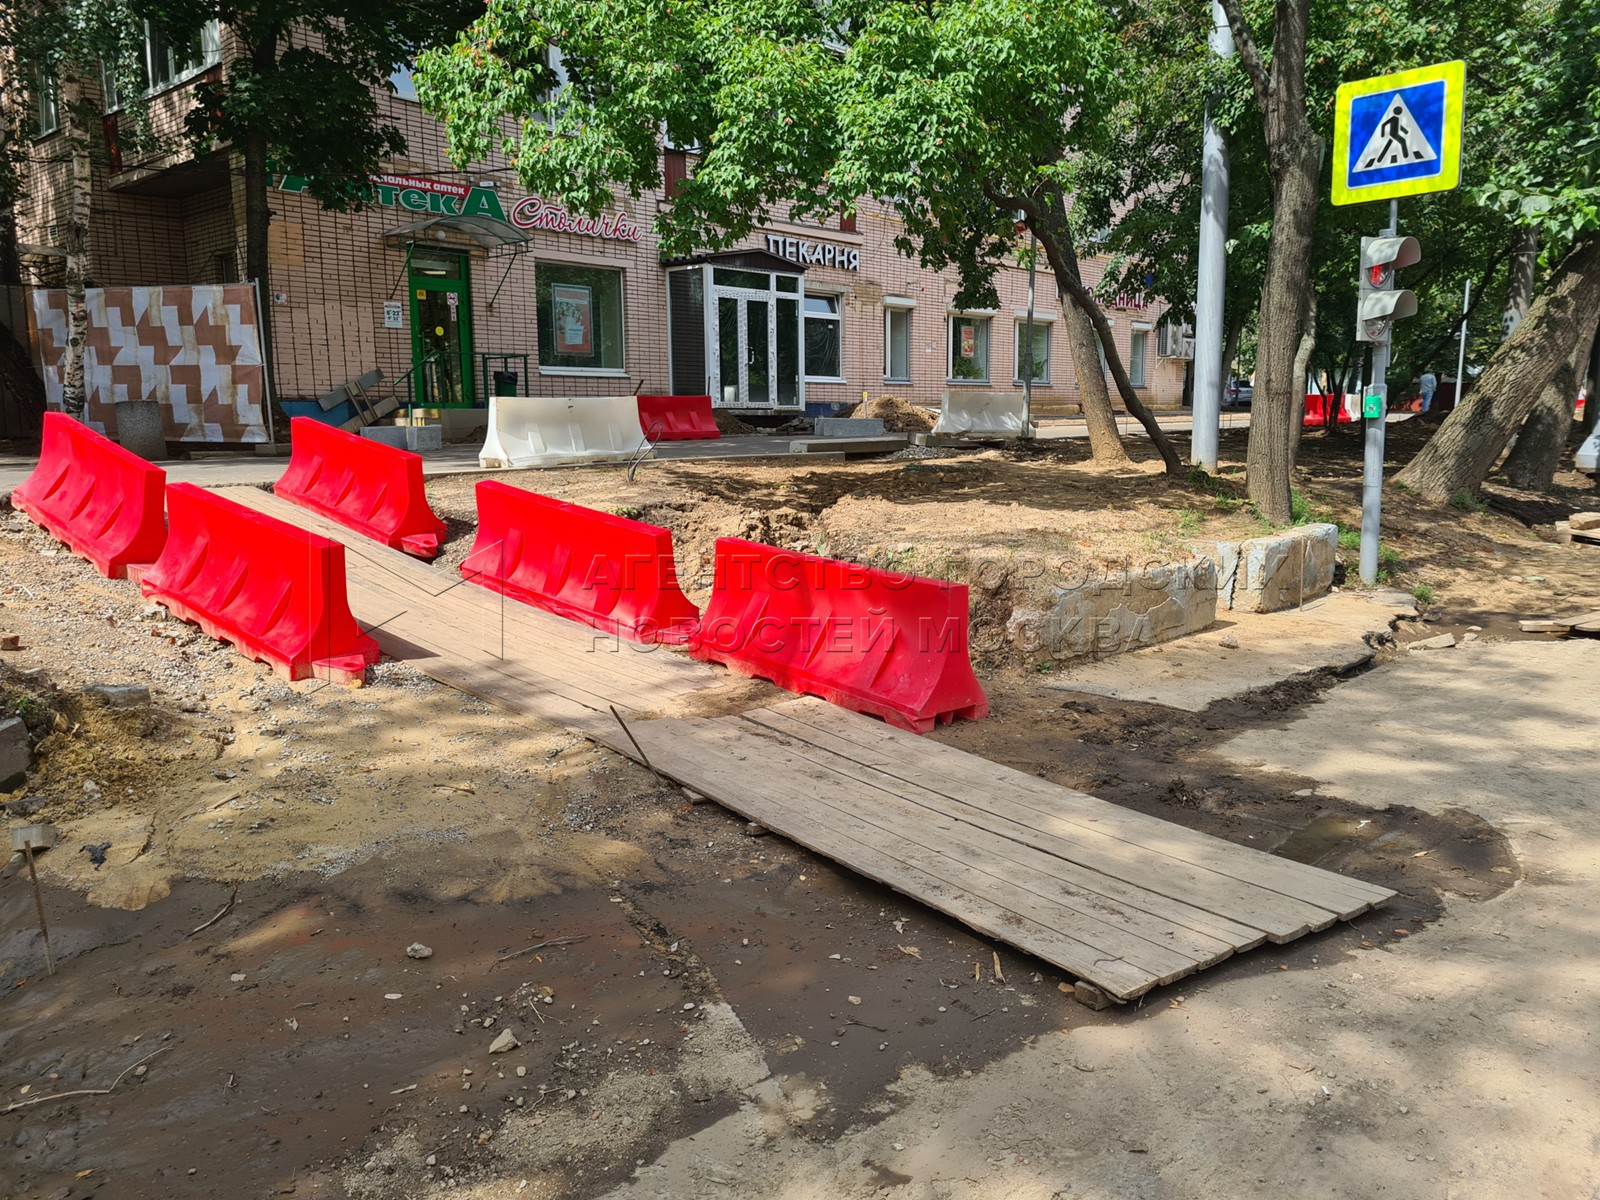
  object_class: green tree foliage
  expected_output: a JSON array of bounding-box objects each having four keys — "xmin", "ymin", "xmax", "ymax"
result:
[{"xmin": 417, "ymin": 0, "xmax": 1184, "ymax": 470}]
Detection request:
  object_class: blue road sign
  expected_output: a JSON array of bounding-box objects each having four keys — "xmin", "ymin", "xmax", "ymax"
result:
[{"xmin": 1333, "ymin": 62, "xmax": 1465, "ymax": 206}]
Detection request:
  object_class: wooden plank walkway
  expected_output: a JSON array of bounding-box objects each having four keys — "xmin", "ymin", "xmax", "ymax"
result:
[
  {"xmin": 224, "ymin": 486, "xmax": 1393, "ymax": 1001},
  {"xmin": 217, "ymin": 486, "xmax": 720, "ymax": 734},
  {"xmin": 619, "ymin": 698, "xmax": 1394, "ymax": 1002}
]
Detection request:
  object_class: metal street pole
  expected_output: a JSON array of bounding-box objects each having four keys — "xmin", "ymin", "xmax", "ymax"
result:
[
  {"xmin": 1191, "ymin": 0, "xmax": 1234, "ymax": 471},
  {"xmin": 1022, "ymin": 228, "xmax": 1037, "ymax": 438},
  {"xmin": 1454, "ymin": 278, "xmax": 1470, "ymax": 409},
  {"xmin": 1359, "ymin": 198, "xmax": 1399, "ymax": 586}
]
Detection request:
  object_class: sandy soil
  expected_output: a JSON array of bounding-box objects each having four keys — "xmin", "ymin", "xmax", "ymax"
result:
[{"xmin": 2, "ymin": 420, "xmax": 1598, "ymax": 1199}]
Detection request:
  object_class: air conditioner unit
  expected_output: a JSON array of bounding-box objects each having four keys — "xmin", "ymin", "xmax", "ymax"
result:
[{"xmin": 1156, "ymin": 321, "xmax": 1195, "ymax": 360}]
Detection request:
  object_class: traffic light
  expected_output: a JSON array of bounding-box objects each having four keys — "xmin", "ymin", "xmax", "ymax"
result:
[{"xmin": 1357, "ymin": 235, "xmax": 1420, "ymax": 344}]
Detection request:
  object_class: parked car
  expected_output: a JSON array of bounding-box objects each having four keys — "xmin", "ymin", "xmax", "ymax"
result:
[{"xmin": 1224, "ymin": 379, "xmax": 1254, "ymax": 408}]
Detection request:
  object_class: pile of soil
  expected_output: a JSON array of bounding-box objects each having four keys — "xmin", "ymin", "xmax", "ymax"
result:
[
  {"xmin": 714, "ymin": 410, "xmax": 757, "ymax": 435},
  {"xmin": 846, "ymin": 395, "xmax": 937, "ymax": 433}
]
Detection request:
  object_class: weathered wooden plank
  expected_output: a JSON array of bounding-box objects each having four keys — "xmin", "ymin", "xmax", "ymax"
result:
[
  {"xmin": 758, "ymin": 699, "xmax": 1392, "ymax": 918},
  {"xmin": 622, "ymin": 720, "xmax": 1166, "ymax": 999}
]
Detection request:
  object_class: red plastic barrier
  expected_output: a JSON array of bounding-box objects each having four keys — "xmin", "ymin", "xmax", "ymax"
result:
[
  {"xmin": 636, "ymin": 395, "xmax": 721, "ymax": 441},
  {"xmin": 140, "ymin": 483, "xmax": 380, "ymax": 683},
  {"xmin": 10, "ymin": 412, "xmax": 168, "ymax": 578},
  {"xmin": 460, "ymin": 480, "xmax": 701, "ymax": 644},
  {"xmin": 691, "ymin": 538, "xmax": 988, "ymax": 733},
  {"xmin": 276, "ymin": 418, "xmax": 447, "ymax": 558},
  {"xmin": 1303, "ymin": 393, "xmax": 1355, "ymax": 428}
]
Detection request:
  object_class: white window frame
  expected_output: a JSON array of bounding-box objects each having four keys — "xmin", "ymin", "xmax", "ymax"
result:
[
  {"xmin": 1013, "ymin": 311, "xmax": 1056, "ymax": 386},
  {"xmin": 36, "ymin": 69, "xmax": 60, "ymax": 137},
  {"xmin": 1096, "ymin": 317, "xmax": 1114, "ymax": 378},
  {"xmin": 535, "ymin": 260, "xmax": 629, "ymax": 377},
  {"xmin": 883, "ymin": 296, "xmax": 915, "ymax": 383},
  {"xmin": 1130, "ymin": 322, "xmax": 1152, "ymax": 388},
  {"xmin": 144, "ymin": 20, "xmax": 222, "ymax": 95},
  {"xmin": 947, "ymin": 311, "xmax": 995, "ymax": 385},
  {"xmin": 803, "ymin": 291, "xmax": 845, "ymax": 382}
]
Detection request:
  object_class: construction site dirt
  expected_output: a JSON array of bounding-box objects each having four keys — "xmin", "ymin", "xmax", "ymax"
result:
[{"xmin": 1, "ymin": 420, "xmax": 1593, "ymax": 1200}]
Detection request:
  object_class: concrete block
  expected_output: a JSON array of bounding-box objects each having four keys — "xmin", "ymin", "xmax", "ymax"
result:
[
  {"xmin": 1231, "ymin": 524, "xmax": 1338, "ymax": 614},
  {"xmin": 0, "ymin": 716, "xmax": 32, "ymax": 790},
  {"xmin": 115, "ymin": 400, "xmax": 168, "ymax": 461},
  {"xmin": 84, "ymin": 684, "xmax": 151, "ymax": 711},
  {"xmin": 405, "ymin": 425, "xmax": 443, "ymax": 452},
  {"xmin": 813, "ymin": 417, "xmax": 886, "ymax": 437},
  {"xmin": 787, "ymin": 436, "xmax": 907, "ymax": 456},
  {"xmin": 1570, "ymin": 511, "xmax": 1600, "ymax": 531},
  {"xmin": 359, "ymin": 426, "xmax": 410, "ymax": 449},
  {"xmin": 1409, "ymin": 632, "xmax": 1457, "ymax": 652},
  {"xmin": 1012, "ymin": 557, "xmax": 1218, "ymax": 662}
]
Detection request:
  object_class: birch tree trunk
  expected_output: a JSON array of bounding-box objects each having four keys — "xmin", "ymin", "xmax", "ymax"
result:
[{"xmin": 59, "ymin": 68, "xmax": 95, "ymax": 418}]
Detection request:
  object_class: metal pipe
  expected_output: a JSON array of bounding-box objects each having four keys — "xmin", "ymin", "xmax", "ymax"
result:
[
  {"xmin": 1191, "ymin": 0, "xmax": 1234, "ymax": 471},
  {"xmin": 1359, "ymin": 199, "xmax": 1399, "ymax": 586}
]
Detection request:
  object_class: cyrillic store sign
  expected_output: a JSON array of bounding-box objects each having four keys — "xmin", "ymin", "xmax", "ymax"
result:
[
  {"xmin": 275, "ymin": 173, "xmax": 643, "ymax": 243},
  {"xmin": 764, "ymin": 234, "xmax": 860, "ymax": 271}
]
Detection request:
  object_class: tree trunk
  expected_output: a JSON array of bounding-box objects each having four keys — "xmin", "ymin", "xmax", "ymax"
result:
[
  {"xmin": 1059, "ymin": 292, "xmax": 1132, "ymax": 465},
  {"xmin": 1245, "ymin": 125, "xmax": 1321, "ymax": 521},
  {"xmin": 1218, "ymin": 0, "xmax": 1320, "ymax": 525},
  {"xmin": 59, "ymin": 69, "xmax": 96, "ymax": 418},
  {"xmin": 1393, "ymin": 234, "xmax": 1600, "ymax": 502},
  {"xmin": 243, "ymin": 36, "xmax": 284, "ymax": 441},
  {"xmin": 1031, "ymin": 192, "xmax": 1181, "ymax": 473},
  {"xmin": 1219, "ymin": 315, "xmax": 1242, "ymax": 408},
  {"xmin": 1503, "ymin": 226, "xmax": 1537, "ymax": 340},
  {"xmin": 1499, "ymin": 335, "xmax": 1588, "ymax": 490}
]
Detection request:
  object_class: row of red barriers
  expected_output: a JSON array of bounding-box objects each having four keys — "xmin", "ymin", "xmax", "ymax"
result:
[
  {"xmin": 636, "ymin": 395, "xmax": 720, "ymax": 441},
  {"xmin": 11, "ymin": 413, "xmax": 169, "ymax": 578},
  {"xmin": 275, "ymin": 418, "xmax": 448, "ymax": 557},
  {"xmin": 461, "ymin": 481, "xmax": 701, "ymax": 644},
  {"xmin": 458, "ymin": 480, "xmax": 987, "ymax": 732},
  {"xmin": 1303, "ymin": 393, "xmax": 1356, "ymax": 428},
  {"xmin": 13, "ymin": 416, "xmax": 380, "ymax": 683},
  {"xmin": 14, "ymin": 414, "xmax": 986, "ymax": 728}
]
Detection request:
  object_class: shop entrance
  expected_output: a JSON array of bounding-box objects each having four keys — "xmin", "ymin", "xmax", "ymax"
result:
[
  {"xmin": 408, "ymin": 249, "xmax": 474, "ymax": 407},
  {"xmin": 705, "ymin": 266, "xmax": 802, "ymax": 410}
]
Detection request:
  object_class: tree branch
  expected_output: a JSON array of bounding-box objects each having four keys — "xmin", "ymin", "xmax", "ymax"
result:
[{"xmin": 1216, "ymin": 0, "xmax": 1271, "ymax": 115}]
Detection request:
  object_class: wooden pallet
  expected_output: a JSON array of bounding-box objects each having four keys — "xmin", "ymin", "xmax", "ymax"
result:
[{"xmin": 614, "ymin": 698, "xmax": 1394, "ymax": 1002}]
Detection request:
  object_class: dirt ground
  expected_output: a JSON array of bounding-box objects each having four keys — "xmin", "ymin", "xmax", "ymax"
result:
[{"xmin": 2, "ymin": 420, "xmax": 1598, "ymax": 1199}]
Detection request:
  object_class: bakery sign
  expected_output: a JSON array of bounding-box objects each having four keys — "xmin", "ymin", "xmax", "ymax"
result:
[
  {"xmin": 764, "ymin": 234, "xmax": 860, "ymax": 271},
  {"xmin": 274, "ymin": 173, "xmax": 643, "ymax": 242}
]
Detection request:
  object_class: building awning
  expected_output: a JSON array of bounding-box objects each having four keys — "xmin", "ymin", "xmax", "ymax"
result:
[
  {"xmin": 383, "ymin": 214, "xmax": 531, "ymax": 250},
  {"xmin": 661, "ymin": 248, "xmax": 807, "ymax": 273}
]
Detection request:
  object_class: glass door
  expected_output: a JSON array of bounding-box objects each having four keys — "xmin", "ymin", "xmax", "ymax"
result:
[
  {"xmin": 710, "ymin": 287, "xmax": 788, "ymax": 408},
  {"xmin": 408, "ymin": 250, "xmax": 474, "ymax": 407}
]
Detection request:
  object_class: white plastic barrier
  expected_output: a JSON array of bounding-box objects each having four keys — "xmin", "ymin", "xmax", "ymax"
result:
[
  {"xmin": 1577, "ymin": 427, "xmax": 1599, "ymax": 473},
  {"xmin": 934, "ymin": 391, "xmax": 1036, "ymax": 437},
  {"xmin": 478, "ymin": 395, "xmax": 653, "ymax": 469}
]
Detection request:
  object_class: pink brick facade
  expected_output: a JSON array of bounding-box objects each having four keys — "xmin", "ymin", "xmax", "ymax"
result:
[{"xmin": 13, "ymin": 48, "xmax": 1191, "ymax": 424}]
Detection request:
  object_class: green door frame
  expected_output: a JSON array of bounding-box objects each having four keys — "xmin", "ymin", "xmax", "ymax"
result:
[{"xmin": 407, "ymin": 247, "xmax": 475, "ymax": 407}]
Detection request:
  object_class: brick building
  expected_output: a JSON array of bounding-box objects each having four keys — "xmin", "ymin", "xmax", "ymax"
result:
[{"xmin": 13, "ymin": 29, "xmax": 1192, "ymax": 441}]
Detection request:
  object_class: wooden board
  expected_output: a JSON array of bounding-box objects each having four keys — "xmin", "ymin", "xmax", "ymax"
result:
[
  {"xmin": 217, "ymin": 486, "xmax": 717, "ymax": 732},
  {"xmin": 615, "ymin": 698, "xmax": 1394, "ymax": 1001}
]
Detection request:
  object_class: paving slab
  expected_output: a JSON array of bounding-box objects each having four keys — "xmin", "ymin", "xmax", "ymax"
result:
[{"xmin": 1046, "ymin": 590, "xmax": 1414, "ymax": 711}]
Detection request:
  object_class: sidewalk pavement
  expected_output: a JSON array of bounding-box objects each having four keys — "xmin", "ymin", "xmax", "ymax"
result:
[{"xmin": 0, "ymin": 410, "xmax": 1255, "ymax": 494}]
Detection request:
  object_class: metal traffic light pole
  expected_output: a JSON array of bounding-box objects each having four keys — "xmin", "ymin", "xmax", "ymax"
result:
[{"xmin": 1359, "ymin": 198, "xmax": 1400, "ymax": 586}]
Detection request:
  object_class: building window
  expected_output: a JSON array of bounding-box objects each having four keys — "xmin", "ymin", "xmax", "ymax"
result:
[
  {"xmin": 536, "ymin": 263, "xmax": 625, "ymax": 372},
  {"xmin": 804, "ymin": 293, "xmax": 843, "ymax": 379},
  {"xmin": 1015, "ymin": 321, "xmax": 1050, "ymax": 384},
  {"xmin": 884, "ymin": 306, "xmax": 912, "ymax": 382},
  {"xmin": 949, "ymin": 315, "xmax": 991, "ymax": 383},
  {"xmin": 146, "ymin": 20, "xmax": 221, "ymax": 92},
  {"xmin": 1130, "ymin": 325, "xmax": 1151, "ymax": 387},
  {"xmin": 36, "ymin": 70, "xmax": 60, "ymax": 136}
]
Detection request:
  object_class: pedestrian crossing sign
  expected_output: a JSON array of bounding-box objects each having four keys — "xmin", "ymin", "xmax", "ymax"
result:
[{"xmin": 1332, "ymin": 61, "xmax": 1465, "ymax": 206}]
